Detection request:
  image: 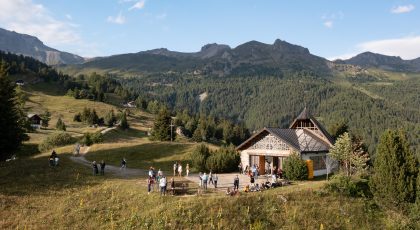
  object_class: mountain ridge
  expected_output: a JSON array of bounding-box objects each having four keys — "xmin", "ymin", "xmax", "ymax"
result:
[{"xmin": 0, "ymin": 28, "xmax": 84, "ymax": 65}]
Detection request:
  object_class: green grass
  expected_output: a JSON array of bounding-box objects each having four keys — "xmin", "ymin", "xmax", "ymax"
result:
[
  {"xmin": 1, "ymin": 149, "xmax": 399, "ymax": 229},
  {"xmin": 86, "ymin": 139, "xmax": 197, "ymax": 172}
]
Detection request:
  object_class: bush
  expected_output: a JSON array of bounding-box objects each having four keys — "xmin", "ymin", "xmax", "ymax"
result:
[
  {"xmin": 189, "ymin": 144, "xmax": 210, "ymax": 172},
  {"xmin": 283, "ymin": 153, "xmax": 308, "ymax": 180},
  {"xmin": 325, "ymin": 174, "xmax": 371, "ymax": 197},
  {"xmin": 206, "ymin": 146, "xmax": 240, "ymax": 173},
  {"xmin": 38, "ymin": 132, "xmax": 75, "ymax": 152},
  {"xmin": 81, "ymin": 132, "xmax": 103, "ymax": 146}
]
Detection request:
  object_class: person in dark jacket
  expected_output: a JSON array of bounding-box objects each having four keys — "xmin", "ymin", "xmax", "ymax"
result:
[
  {"xmin": 233, "ymin": 175, "xmax": 240, "ymax": 191},
  {"xmin": 92, "ymin": 161, "xmax": 98, "ymax": 176},
  {"xmin": 100, "ymin": 160, "xmax": 106, "ymax": 175}
]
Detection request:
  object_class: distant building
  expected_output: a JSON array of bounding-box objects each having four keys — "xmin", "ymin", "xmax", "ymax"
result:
[
  {"xmin": 123, "ymin": 101, "xmax": 136, "ymax": 108},
  {"xmin": 236, "ymin": 108, "xmax": 334, "ymax": 177},
  {"xmin": 27, "ymin": 113, "xmax": 42, "ymax": 129},
  {"xmin": 15, "ymin": 80, "xmax": 25, "ymax": 86}
]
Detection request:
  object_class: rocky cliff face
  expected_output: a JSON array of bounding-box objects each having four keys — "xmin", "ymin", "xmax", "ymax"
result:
[{"xmin": 0, "ymin": 28, "xmax": 84, "ymax": 65}]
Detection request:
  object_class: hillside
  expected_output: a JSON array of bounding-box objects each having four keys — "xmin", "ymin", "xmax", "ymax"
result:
[{"xmin": 0, "ymin": 28, "xmax": 84, "ymax": 65}]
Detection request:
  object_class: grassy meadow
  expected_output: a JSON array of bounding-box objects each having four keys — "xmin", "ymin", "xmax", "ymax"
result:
[{"xmin": 1, "ymin": 82, "xmax": 414, "ymax": 229}]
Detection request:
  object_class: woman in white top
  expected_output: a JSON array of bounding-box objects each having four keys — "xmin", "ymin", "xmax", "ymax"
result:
[{"xmin": 178, "ymin": 164, "xmax": 183, "ymax": 177}]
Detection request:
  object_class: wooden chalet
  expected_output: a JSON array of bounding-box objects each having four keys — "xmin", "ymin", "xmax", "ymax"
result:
[
  {"xmin": 27, "ymin": 113, "xmax": 42, "ymax": 129},
  {"xmin": 236, "ymin": 108, "xmax": 334, "ymax": 177}
]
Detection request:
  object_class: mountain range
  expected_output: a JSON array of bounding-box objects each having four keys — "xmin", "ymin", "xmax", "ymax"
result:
[
  {"xmin": 1, "ymin": 27, "xmax": 420, "ymax": 75},
  {"xmin": 0, "ymin": 28, "xmax": 84, "ymax": 65}
]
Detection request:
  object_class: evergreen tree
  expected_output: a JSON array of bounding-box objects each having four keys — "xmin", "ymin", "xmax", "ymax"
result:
[
  {"xmin": 119, "ymin": 111, "xmax": 129, "ymax": 130},
  {"xmin": 370, "ymin": 130, "xmax": 418, "ymax": 209},
  {"xmin": 55, "ymin": 117, "xmax": 66, "ymax": 131},
  {"xmin": 40, "ymin": 111, "xmax": 51, "ymax": 129},
  {"xmin": 152, "ymin": 107, "xmax": 171, "ymax": 141},
  {"xmin": 104, "ymin": 110, "xmax": 116, "ymax": 127},
  {"xmin": 0, "ymin": 75, "xmax": 26, "ymax": 161}
]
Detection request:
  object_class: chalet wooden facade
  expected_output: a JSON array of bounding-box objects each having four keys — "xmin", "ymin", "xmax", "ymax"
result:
[{"xmin": 237, "ymin": 108, "xmax": 334, "ymax": 177}]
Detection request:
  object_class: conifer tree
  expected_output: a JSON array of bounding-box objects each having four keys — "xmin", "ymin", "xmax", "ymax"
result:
[
  {"xmin": 119, "ymin": 111, "xmax": 129, "ymax": 130},
  {"xmin": 152, "ymin": 107, "xmax": 171, "ymax": 141},
  {"xmin": 55, "ymin": 117, "xmax": 66, "ymax": 131},
  {"xmin": 41, "ymin": 111, "xmax": 51, "ymax": 129},
  {"xmin": 370, "ymin": 130, "xmax": 418, "ymax": 208},
  {"xmin": 0, "ymin": 75, "xmax": 26, "ymax": 161}
]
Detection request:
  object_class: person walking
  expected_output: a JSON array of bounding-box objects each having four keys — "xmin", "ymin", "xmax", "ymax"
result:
[
  {"xmin": 100, "ymin": 160, "xmax": 106, "ymax": 175},
  {"xmin": 178, "ymin": 163, "xmax": 183, "ymax": 177},
  {"xmin": 160, "ymin": 176, "xmax": 167, "ymax": 196},
  {"xmin": 213, "ymin": 173, "xmax": 218, "ymax": 188},
  {"xmin": 121, "ymin": 158, "xmax": 127, "ymax": 170},
  {"xmin": 186, "ymin": 164, "xmax": 190, "ymax": 177},
  {"xmin": 234, "ymin": 175, "xmax": 239, "ymax": 191}
]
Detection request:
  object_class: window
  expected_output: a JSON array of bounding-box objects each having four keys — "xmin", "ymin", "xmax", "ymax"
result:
[{"xmin": 310, "ymin": 156, "xmax": 326, "ymax": 170}]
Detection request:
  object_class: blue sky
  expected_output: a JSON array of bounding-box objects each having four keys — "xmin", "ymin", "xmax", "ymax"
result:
[{"xmin": 0, "ymin": 0, "xmax": 419, "ymax": 59}]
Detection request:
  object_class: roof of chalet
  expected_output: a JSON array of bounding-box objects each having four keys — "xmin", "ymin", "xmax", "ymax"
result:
[
  {"xmin": 289, "ymin": 107, "xmax": 335, "ymax": 144},
  {"xmin": 236, "ymin": 127, "xmax": 330, "ymax": 153},
  {"xmin": 27, "ymin": 114, "xmax": 41, "ymax": 119}
]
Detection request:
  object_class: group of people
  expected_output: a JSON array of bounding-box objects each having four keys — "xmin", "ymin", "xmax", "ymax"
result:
[
  {"xmin": 92, "ymin": 160, "xmax": 106, "ymax": 176},
  {"xmin": 239, "ymin": 162, "xmax": 283, "ymax": 179},
  {"xmin": 147, "ymin": 166, "xmax": 177, "ymax": 196},
  {"xmin": 49, "ymin": 150, "xmax": 59, "ymax": 167},
  {"xmin": 173, "ymin": 161, "xmax": 189, "ymax": 177},
  {"xmin": 197, "ymin": 171, "xmax": 219, "ymax": 192}
]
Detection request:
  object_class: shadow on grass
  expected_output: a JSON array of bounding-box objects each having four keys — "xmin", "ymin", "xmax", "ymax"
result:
[
  {"xmin": 102, "ymin": 128, "xmax": 147, "ymax": 143},
  {"xmin": 15, "ymin": 143, "xmax": 40, "ymax": 157},
  {"xmin": 0, "ymin": 153, "xmax": 103, "ymax": 196},
  {"xmin": 85, "ymin": 142, "xmax": 194, "ymax": 172}
]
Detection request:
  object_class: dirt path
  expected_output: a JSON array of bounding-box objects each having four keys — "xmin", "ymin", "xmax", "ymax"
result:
[{"xmin": 69, "ymin": 146, "xmax": 148, "ymax": 178}]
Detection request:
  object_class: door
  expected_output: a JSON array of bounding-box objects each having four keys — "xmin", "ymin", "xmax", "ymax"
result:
[{"xmin": 258, "ymin": 156, "xmax": 265, "ymax": 175}]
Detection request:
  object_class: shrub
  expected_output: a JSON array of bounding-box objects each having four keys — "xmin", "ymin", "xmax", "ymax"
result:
[
  {"xmin": 38, "ymin": 132, "xmax": 75, "ymax": 152},
  {"xmin": 283, "ymin": 153, "xmax": 308, "ymax": 180},
  {"xmin": 189, "ymin": 144, "xmax": 210, "ymax": 172},
  {"xmin": 81, "ymin": 132, "xmax": 103, "ymax": 146},
  {"xmin": 206, "ymin": 146, "xmax": 240, "ymax": 173},
  {"xmin": 324, "ymin": 174, "xmax": 371, "ymax": 197}
]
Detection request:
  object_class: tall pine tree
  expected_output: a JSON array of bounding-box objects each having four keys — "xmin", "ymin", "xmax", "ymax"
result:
[
  {"xmin": 370, "ymin": 130, "xmax": 418, "ymax": 209},
  {"xmin": 152, "ymin": 107, "xmax": 172, "ymax": 141},
  {"xmin": 0, "ymin": 75, "xmax": 26, "ymax": 161}
]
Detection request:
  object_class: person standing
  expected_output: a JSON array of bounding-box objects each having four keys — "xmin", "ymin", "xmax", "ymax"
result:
[
  {"xmin": 202, "ymin": 173, "xmax": 208, "ymax": 190},
  {"xmin": 92, "ymin": 161, "xmax": 98, "ymax": 176},
  {"xmin": 213, "ymin": 173, "xmax": 218, "ymax": 188},
  {"xmin": 233, "ymin": 175, "xmax": 239, "ymax": 191},
  {"xmin": 186, "ymin": 164, "xmax": 190, "ymax": 177},
  {"xmin": 238, "ymin": 162, "xmax": 243, "ymax": 174},
  {"xmin": 173, "ymin": 162, "xmax": 177, "ymax": 176},
  {"xmin": 160, "ymin": 176, "xmax": 167, "ymax": 196},
  {"xmin": 250, "ymin": 174, "xmax": 255, "ymax": 185},
  {"xmin": 100, "ymin": 160, "xmax": 106, "ymax": 175},
  {"xmin": 178, "ymin": 163, "xmax": 183, "ymax": 177},
  {"xmin": 208, "ymin": 171, "xmax": 213, "ymax": 185},
  {"xmin": 54, "ymin": 156, "xmax": 59, "ymax": 166}
]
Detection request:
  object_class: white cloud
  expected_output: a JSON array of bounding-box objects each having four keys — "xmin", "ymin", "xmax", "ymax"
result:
[
  {"xmin": 391, "ymin": 4, "xmax": 415, "ymax": 14},
  {"xmin": 323, "ymin": 20, "xmax": 333, "ymax": 28},
  {"xmin": 321, "ymin": 12, "xmax": 343, "ymax": 29},
  {"xmin": 129, "ymin": 0, "xmax": 146, "ymax": 10},
  {"xmin": 65, "ymin": 14, "xmax": 72, "ymax": 20},
  {"xmin": 0, "ymin": 0, "xmax": 80, "ymax": 46},
  {"xmin": 107, "ymin": 12, "xmax": 126, "ymax": 24},
  {"xmin": 328, "ymin": 36, "xmax": 420, "ymax": 60}
]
